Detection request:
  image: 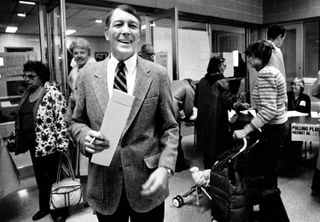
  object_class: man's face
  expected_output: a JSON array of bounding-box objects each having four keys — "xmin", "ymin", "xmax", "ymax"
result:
[
  {"xmin": 73, "ymin": 47, "xmax": 90, "ymax": 68},
  {"xmin": 275, "ymin": 33, "xmax": 286, "ymax": 47},
  {"xmin": 105, "ymin": 8, "xmax": 141, "ymax": 61}
]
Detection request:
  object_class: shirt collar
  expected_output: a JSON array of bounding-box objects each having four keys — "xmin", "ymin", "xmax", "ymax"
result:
[{"xmin": 110, "ymin": 53, "xmax": 137, "ymax": 75}]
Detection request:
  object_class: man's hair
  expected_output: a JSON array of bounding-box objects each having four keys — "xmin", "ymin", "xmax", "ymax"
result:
[
  {"xmin": 141, "ymin": 44, "xmax": 152, "ymax": 53},
  {"xmin": 207, "ymin": 56, "xmax": 225, "ymax": 73},
  {"xmin": 69, "ymin": 38, "xmax": 92, "ymax": 56},
  {"xmin": 267, "ymin": 24, "xmax": 286, "ymax": 40},
  {"xmin": 23, "ymin": 60, "xmax": 50, "ymax": 82},
  {"xmin": 105, "ymin": 4, "xmax": 142, "ymax": 30},
  {"xmin": 245, "ymin": 40, "xmax": 274, "ymax": 67}
]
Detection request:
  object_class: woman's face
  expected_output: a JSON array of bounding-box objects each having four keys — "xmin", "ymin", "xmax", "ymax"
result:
[
  {"xmin": 292, "ymin": 83, "xmax": 302, "ymax": 95},
  {"xmin": 247, "ymin": 55, "xmax": 262, "ymax": 71},
  {"xmin": 23, "ymin": 70, "xmax": 43, "ymax": 91},
  {"xmin": 219, "ymin": 62, "xmax": 227, "ymax": 73},
  {"xmin": 73, "ymin": 47, "xmax": 90, "ymax": 68}
]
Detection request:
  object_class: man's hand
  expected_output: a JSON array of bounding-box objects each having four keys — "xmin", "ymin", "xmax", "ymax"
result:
[
  {"xmin": 140, "ymin": 167, "xmax": 170, "ymax": 200},
  {"xmin": 84, "ymin": 130, "xmax": 109, "ymax": 153}
]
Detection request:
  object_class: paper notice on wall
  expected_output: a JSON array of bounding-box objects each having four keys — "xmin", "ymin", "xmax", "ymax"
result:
[
  {"xmin": 222, "ymin": 52, "xmax": 234, "ymax": 78},
  {"xmin": 91, "ymin": 89, "xmax": 134, "ymax": 166},
  {"xmin": 291, "ymin": 123, "xmax": 320, "ymax": 142}
]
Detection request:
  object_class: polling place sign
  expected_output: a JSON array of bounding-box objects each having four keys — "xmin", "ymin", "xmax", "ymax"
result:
[{"xmin": 291, "ymin": 123, "xmax": 320, "ymax": 142}]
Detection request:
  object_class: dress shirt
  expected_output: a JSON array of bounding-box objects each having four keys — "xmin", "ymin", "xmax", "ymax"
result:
[{"xmin": 107, "ymin": 53, "xmax": 137, "ymax": 96}]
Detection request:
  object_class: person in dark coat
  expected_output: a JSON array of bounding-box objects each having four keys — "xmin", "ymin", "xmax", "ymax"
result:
[
  {"xmin": 195, "ymin": 56, "xmax": 235, "ymax": 169},
  {"xmin": 171, "ymin": 79, "xmax": 196, "ymax": 172},
  {"xmin": 287, "ymin": 78, "xmax": 311, "ymax": 114}
]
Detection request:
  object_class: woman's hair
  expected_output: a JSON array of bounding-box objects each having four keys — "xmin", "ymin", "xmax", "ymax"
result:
[
  {"xmin": 207, "ymin": 56, "xmax": 225, "ymax": 73},
  {"xmin": 244, "ymin": 40, "xmax": 275, "ymax": 67},
  {"xmin": 69, "ymin": 38, "xmax": 91, "ymax": 56},
  {"xmin": 23, "ymin": 60, "xmax": 50, "ymax": 83},
  {"xmin": 291, "ymin": 77, "xmax": 304, "ymax": 92}
]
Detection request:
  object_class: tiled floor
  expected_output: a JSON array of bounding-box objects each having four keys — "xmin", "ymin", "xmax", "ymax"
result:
[{"xmin": 1, "ymin": 134, "xmax": 320, "ymax": 222}]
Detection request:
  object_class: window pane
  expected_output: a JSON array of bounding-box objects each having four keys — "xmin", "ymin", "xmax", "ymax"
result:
[{"xmin": 304, "ymin": 21, "xmax": 319, "ymax": 77}]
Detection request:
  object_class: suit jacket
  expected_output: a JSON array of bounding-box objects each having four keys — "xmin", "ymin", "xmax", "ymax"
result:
[
  {"xmin": 70, "ymin": 56, "xmax": 179, "ymax": 215},
  {"xmin": 171, "ymin": 80, "xmax": 195, "ymax": 120}
]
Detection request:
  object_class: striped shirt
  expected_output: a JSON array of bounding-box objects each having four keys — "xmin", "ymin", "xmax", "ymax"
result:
[{"xmin": 251, "ymin": 65, "xmax": 288, "ymax": 129}]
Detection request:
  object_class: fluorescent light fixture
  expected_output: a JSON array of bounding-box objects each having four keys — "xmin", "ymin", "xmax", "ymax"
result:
[
  {"xmin": 95, "ymin": 19, "xmax": 102, "ymax": 23},
  {"xmin": 5, "ymin": 26, "xmax": 18, "ymax": 33},
  {"xmin": 17, "ymin": 13, "xmax": 26, "ymax": 17},
  {"xmin": 141, "ymin": 23, "xmax": 155, "ymax": 30},
  {"xmin": 19, "ymin": 1, "xmax": 36, "ymax": 5},
  {"xmin": 0, "ymin": 57, "xmax": 3, "ymax": 66},
  {"xmin": 66, "ymin": 29, "xmax": 76, "ymax": 35}
]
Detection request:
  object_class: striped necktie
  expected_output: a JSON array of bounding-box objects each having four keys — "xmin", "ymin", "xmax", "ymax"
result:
[{"xmin": 114, "ymin": 62, "xmax": 127, "ymax": 93}]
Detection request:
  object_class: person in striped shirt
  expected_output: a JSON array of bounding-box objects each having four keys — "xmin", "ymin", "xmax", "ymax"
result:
[{"xmin": 233, "ymin": 40, "xmax": 290, "ymax": 222}]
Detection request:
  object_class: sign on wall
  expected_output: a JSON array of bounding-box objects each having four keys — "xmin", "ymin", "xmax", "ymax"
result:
[{"xmin": 291, "ymin": 123, "xmax": 320, "ymax": 142}]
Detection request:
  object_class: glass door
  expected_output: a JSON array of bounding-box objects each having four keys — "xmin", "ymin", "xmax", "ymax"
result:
[
  {"xmin": 147, "ymin": 8, "xmax": 178, "ymax": 80},
  {"xmin": 46, "ymin": 0, "xmax": 68, "ymax": 95},
  {"xmin": 282, "ymin": 23, "xmax": 303, "ymax": 83}
]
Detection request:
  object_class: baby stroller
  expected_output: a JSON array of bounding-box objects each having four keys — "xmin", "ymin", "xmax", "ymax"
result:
[{"xmin": 172, "ymin": 130, "xmax": 260, "ymax": 222}]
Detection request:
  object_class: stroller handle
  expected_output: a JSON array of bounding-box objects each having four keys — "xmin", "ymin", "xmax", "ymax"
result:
[{"xmin": 230, "ymin": 138, "xmax": 247, "ymax": 161}]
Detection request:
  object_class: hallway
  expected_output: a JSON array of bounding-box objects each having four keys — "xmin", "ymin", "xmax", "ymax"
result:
[{"xmin": 1, "ymin": 134, "xmax": 320, "ymax": 222}]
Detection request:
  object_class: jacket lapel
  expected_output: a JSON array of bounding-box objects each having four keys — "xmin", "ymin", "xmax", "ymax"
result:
[
  {"xmin": 92, "ymin": 59, "xmax": 110, "ymax": 114},
  {"xmin": 122, "ymin": 57, "xmax": 153, "ymax": 136}
]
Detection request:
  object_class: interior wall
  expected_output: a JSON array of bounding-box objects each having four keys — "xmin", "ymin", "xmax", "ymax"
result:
[
  {"xmin": 0, "ymin": 34, "xmax": 41, "ymax": 60},
  {"xmin": 263, "ymin": 0, "xmax": 320, "ymax": 23}
]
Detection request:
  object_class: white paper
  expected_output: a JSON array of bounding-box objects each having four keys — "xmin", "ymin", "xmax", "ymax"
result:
[
  {"xmin": 91, "ymin": 89, "xmax": 134, "ymax": 166},
  {"xmin": 287, "ymin": 110, "xmax": 309, "ymax": 118}
]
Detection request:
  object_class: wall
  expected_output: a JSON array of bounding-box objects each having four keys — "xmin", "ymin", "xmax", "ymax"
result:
[
  {"xmin": 264, "ymin": 0, "xmax": 320, "ymax": 23},
  {"xmin": 0, "ymin": 34, "xmax": 41, "ymax": 60},
  {"xmin": 115, "ymin": 0, "xmax": 263, "ymax": 24}
]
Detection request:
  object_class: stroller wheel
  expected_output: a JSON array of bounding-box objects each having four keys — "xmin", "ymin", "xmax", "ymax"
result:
[{"xmin": 172, "ymin": 195, "xmax": 184, "ymax": 208}]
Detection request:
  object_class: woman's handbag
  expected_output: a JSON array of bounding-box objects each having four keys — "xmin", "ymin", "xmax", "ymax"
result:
[{"xmin": 50, "ymin": 152, "xmax": 83, "ymax": 210}]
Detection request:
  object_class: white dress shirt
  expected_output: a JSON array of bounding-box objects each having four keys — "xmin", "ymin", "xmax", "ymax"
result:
[{"xmin": 107, "ymin": 53, "xmax": 137, "ymax": 97}]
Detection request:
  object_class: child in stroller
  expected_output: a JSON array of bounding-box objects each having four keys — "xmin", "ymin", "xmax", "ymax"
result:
[{"xmin": 173, "ymin": 131, "xmax": 260, "ymax": 222}]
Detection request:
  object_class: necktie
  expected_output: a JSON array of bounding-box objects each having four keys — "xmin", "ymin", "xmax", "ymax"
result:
[{"xmin": 114, "ymin": 62, "xmax": 127, "ymax": 93}]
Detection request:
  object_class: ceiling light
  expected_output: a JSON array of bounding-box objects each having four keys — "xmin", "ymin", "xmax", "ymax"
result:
[
  {"xmin": 66, "ymin": 29, "xmax": 76, "ymax": 35},
  {"xmin": 6, "ymin": 26, "xmax": 18, "ymax": 33},
  {"xmin": 19, "ymin": 1, "xmax": 36, "ymax": 5},
  {"xmin": 17, "ymin": 13, "xmax": 26, "ymax": 17},
  {"xmin": 95, "ymin": 19, "xmax": 102, "ymax": 24}
]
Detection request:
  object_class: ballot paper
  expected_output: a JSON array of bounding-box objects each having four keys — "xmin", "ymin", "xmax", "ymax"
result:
[{"xmin": 91, "ymin": 89, "xmax": 134, "ymax": 166}]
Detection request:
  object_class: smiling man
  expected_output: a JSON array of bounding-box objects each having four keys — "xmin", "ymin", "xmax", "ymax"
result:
[{"xmin": 69, "ymin": 4, "xmax": 178, "ymax": 222}]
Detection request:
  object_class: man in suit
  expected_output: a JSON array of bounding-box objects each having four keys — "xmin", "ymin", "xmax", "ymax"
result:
[
  {"xmin": 69, "ymin": 4, "xmax": 178, "ymax": 222},
  {"xmin": 139, "ymin": 44, "xmax": 155, "ymax": 62}
]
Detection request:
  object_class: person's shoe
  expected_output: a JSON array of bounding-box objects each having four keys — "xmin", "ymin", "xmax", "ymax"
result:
[
  {"xmin": 32, "ymin": 210, "xmax": 50, "ymax": 221},
  {"xmin": 54, "ymin": 216, "xmax": 66, "ymax": 222}
]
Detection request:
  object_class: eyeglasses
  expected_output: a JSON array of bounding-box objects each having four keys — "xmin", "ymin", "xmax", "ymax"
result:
[
  {"xmin": 22, "ymin": 74, "xmax": 38, "ymax": 80},
  {"xmin": 144, "ymin": 52, "xmax": 155, "ymax": 57}
]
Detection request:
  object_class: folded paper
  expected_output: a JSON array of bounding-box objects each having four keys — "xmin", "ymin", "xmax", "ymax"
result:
[{"xmin": 91, "ymin": 89, "xmax": 134, "ymax": 166}]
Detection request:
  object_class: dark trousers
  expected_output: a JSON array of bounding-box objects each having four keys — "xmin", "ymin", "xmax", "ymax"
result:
[
  {"xmin": 96, "ymin": 185, "xmax": 164, "ymax": 222},
  {"xmin": 248, "ymin": 123, "xmax": 290, "ymax": 222},
  {"xmin": 30, "ymin": 150, "xmax": 68, "ymax": 218}
]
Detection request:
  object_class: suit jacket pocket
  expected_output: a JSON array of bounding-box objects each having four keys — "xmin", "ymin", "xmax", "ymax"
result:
[
  {"xmin": 144, "ymin": 152, "xmax": 161, "ymax": 169},
  {"xmin": 87, "ymin": 164, "xmax": 104, "ymax": 202}
]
